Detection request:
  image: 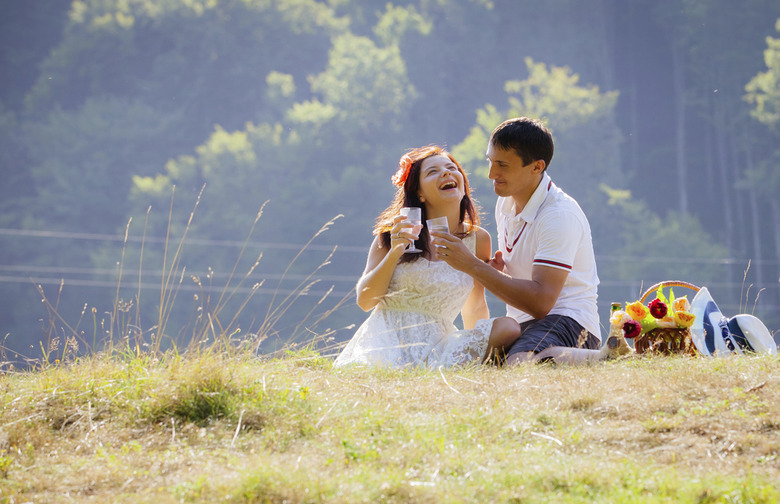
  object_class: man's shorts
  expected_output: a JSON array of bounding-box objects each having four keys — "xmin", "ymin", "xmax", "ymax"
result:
[{"xmin": 506, "ymin": 314, "xmax": 599, "ymax": 356}]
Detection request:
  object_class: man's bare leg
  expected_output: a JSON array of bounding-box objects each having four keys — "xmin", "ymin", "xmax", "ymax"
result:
[{"xmin": 505, "ymin": 347, "xmax": 603, "ymax": 366}]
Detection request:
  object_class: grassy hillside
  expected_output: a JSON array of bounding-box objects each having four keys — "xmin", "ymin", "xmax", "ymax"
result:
[{"xmin": 1, "ymin": 352, "xmax": 778, "ymax": 503}]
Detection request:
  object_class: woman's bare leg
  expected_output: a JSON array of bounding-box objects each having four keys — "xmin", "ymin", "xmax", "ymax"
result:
[{"xmin": 482, "ymin": 317, "xmax": 521, "ymax": 363}]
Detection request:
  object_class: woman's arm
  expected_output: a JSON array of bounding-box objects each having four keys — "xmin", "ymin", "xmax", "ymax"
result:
[
  {"xmin": 355, "ymin": 216, "xmax": 413, "ymax": 311},
  {"xmin": 460, "ymin": 227, "xmax": 491, "ymax": 329}
]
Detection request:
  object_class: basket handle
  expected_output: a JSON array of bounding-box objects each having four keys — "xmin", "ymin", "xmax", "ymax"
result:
[{"xmin": 639, "ymin": 281, "xmax": 700, "ymax": 303}]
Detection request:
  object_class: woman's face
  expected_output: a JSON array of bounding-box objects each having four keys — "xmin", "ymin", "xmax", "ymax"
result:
[{"xmin": 416, "ymin": 154, "xmax": 465, "ymax": 209}]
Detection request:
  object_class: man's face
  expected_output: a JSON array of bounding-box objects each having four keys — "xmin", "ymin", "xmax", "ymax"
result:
[{"xmin": 486, "ymin": 143, "xmax": 542, "ymax": 202}]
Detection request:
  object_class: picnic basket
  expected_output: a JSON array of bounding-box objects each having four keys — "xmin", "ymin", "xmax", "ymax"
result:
[{"xmin": 633, "ymin": 280, "xmax": 699, "ymax": 356}]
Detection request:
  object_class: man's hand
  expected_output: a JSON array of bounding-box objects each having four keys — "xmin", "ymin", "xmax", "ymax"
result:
[
  {"xmin": 488, "ymin": 250, "xmax": 505, "ymax": 272},
  {"xmin": 429, "ymin": 231, "xmax": 479, "ymax": 273}
]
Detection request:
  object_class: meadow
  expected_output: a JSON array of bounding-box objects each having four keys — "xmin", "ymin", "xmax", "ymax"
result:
[
  {"xmin": 1, "ymin": 350, "xmax": 778, "ymax": 503},
  {"xmin": 2, "ymin": 200, "xmax": 778, "ymax": 503}
]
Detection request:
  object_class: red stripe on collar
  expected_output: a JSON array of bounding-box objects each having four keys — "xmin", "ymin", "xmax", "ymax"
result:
[
  {"xmin": 504, "ymin": 222, "xmax": 527, "ymax": 253},
  {"xmin": 503, "ymin": 181, "xmax": 550, "ymax": 253}
]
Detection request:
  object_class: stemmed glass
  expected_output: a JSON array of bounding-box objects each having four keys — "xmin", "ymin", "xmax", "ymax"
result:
[{"xmin": 399, "ymin": 207, "xmax": 423, "ymax": 253}]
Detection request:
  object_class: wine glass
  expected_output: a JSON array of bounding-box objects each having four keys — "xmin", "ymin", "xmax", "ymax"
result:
[
  {"xmin": 426, "ymin": 216, "xmax": 449, "ymax": 260},
  {"xmin": 399, "ymin": 207, "xmax": 423, "ymax": 253}
]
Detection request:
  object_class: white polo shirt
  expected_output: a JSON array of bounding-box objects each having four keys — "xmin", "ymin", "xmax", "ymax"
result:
[{"xmin": 495, "ymin": 172, "xmax": 601, "ymax": 340}]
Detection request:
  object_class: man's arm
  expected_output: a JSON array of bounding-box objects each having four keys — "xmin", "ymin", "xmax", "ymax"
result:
[
  {"xmin": 432, "ymin": 232, "xmax": 567, "ymax": 319},
  {"xmin": 465, "ymin": 258, "xmax": 567, "ymax": 319}
]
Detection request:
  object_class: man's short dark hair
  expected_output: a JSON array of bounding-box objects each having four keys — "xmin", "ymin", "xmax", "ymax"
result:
[{"xmin": 490, "ymin": 117, "xmax": 554, "ymax": 169}]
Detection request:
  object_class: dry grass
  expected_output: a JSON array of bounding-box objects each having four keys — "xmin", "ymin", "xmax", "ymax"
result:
[
  {"xmin": 3, "ymin": 192, "xmax": 777, "ymax": 501},
  {"xmin": 1, "ymin": 352, "xmax": 778, "ymax": 503}
]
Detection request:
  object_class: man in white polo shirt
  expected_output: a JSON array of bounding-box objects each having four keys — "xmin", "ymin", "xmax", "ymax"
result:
[{"xmin": 432, "ymin": 117, "xmax": 614, "ymax": 365}]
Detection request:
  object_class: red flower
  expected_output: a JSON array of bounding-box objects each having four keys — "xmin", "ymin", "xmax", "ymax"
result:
[
  {"xmin": 623, "ymin": 320, "xmax": 642, "ymax": 339},
  {"xmin": 648, "ymin": 299, "xmax": 668, "ymax": 319},
  {"xmin": 392, "ymin": 154, "xmax": 414, "ymax": 187}
]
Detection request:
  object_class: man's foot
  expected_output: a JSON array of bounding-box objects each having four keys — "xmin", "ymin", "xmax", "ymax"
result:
[{"xmin": 600, "ymin": 334, "xmax": 634, "ymax": 360}]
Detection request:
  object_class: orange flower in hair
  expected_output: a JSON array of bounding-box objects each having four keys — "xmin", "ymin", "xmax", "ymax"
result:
[{"xmin": 392, "ymin": 154, "xmax": 413, "ymax": 187}]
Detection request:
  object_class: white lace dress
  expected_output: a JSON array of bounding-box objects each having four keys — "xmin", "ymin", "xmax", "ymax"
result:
[{"xmin": 333, "ymin": 233, "xmax": 494, "ymax": 368}]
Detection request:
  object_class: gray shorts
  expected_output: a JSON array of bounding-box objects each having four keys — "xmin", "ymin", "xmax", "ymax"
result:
[{"xmin": 506, "ymin": 314, "xmax": 599, "ymax": 356}]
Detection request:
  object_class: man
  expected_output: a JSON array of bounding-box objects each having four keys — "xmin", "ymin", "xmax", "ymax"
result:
[{"xmin": 432, "ymin": 117, "xmax": 615, "ymax": 364}]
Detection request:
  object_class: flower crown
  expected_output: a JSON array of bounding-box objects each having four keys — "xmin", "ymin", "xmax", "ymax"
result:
[{"xmin": 391, "ymin": 154, "xmax": 413, "ymax": 187}]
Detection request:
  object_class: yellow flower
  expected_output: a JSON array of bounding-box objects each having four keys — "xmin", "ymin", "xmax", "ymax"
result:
[
  {"xmin": 674, "ymin": 311, "xmax": 696, "ymax": 328},
  {"xmin": 673, "ymin": 296, "xmax": 690, "ymax": 313},
  {"xmin": 626, "ymin": 301, "xmax": 649, "ymax": 322},
  {"xmin": 658, "ymin": 315, "xmax": 676, "ymax": 328}
]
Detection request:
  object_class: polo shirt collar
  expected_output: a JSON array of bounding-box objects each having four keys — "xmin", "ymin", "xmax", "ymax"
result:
[{"xmin": 499, "ymin": 172, "xmax": 552, "ymax": 224}]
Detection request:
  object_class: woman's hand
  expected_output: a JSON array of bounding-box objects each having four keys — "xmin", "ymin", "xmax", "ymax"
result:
[
  {"xmin": 356, "ymin": 216, "xmax": 417, "ymax": 311},
  {"xmin": 389, "ymin": 214, "xmax": 418, "ymax": 252}
]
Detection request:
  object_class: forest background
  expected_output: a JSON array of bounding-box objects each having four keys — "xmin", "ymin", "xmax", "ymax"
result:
[{"xmin": 1, "ymin": 0, "xmax": 780, "ymax": 361}]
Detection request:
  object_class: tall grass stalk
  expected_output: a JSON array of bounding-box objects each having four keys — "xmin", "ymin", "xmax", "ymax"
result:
[
  {"xmin": 109, "ymin": 217, "xmax": 132, "ymax": 344},
  {"xmin": 132, "ymin": 205, "xmax": 152, "ymax": 353},
  {"xmin": 34, "ymin": 280, "xmax": 90, "ymax": 365},
  {"xmin": 19, "ymin": 186, "xmax": 350, "ymax": 367},
  {"xmin": 184, "ymin": 201, "xmax": 270, "ymax": 353},
  {"xmin": 155, "ymin": 184, "xmax": 205, "ymax": 353},
  {"xmin": 253, "ymin": 215, "xmax": 350, "ymax": 352}
]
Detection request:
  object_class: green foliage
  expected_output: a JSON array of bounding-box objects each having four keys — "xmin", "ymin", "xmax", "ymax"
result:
[
  {"xmin": 453, "ymin": 58, "xmax": 622, "ymax": 210},
  {"xmin": 129, "ymin": 24, "xmax": 418, "ymax": 253},
  {"xmin": 307, "ymin": 33, "xmax": 416, "ymax": 134},
  {"xmin": 25, "ymin": 0, "xmax": 347, "ymax": 131},
  {"xmin": 505, "ymin": 58, "xmax": 619, "ymax": 132},
  {"xmin": 163, "ymin": 373, "xmax": 237, "ymax": 426},
  {"xmin": 373, "ymin": 3, "xmax": 432, "ymax": 46},
  {"xmin": 265, "ymin": 71, "xmax": 296, "ymax": 100},
  {"xmin": 0, "ymin": 104, "xmax": 30, "ymax": 219},
  {"xmin": 451, "ymin": 104, "xmax": 503, "ymax": 181},
  {"xmin": 745, "ymin": 19, "xmax": 780, "ymax": 127},
  {"xmin": 597, "ymin": 184, "xmax": 730, "ymax": 285},
  {"xmin": 4, "ymin": 0, "xmax": 780, "ymax": 357},
  {"xmin": 23, "ymin": 97, "xmax": 177, "ymax": 238}
]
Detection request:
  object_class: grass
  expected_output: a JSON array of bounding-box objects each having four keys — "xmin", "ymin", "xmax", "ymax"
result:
[
  {"xmin": 2, "ymin": 189, "xmax": 778, "ymax": 502},
  {"xmin": 1, "ymin": 352, "xmax": 778, "ymax": 503}
]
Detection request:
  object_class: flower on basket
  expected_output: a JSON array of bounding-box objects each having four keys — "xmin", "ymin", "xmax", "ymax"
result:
[
  {"xmin": 648, "ymin": 298, "xmax": 667, "ymax": 319},
  {"xmin": 673, "ymin": 311, "xmax": 695, "ymax": 328},
  {"xmin": 611, "ymin": 286, "xmax": 696, "ymax": 339},
  {"xmin": 625, "ymin": 301, "xmax": 648, "ymax": 321},
  {"xmin": 673, "ymin": 297, "xmax": 690, "ymax": 313},
  {"xmin": 622, "ymin": 320, "xmax": 642, "ymax": 339}
]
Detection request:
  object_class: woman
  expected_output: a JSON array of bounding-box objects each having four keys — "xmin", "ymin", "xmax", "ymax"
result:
[{"xmin": 333, "ymin": 146, "xmax": 519, "ymax": 368}]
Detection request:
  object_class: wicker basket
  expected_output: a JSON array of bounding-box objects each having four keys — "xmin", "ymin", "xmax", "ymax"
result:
[{"xmin": 633, "ymin": 281, "xmax": 699, "ymax": 356}]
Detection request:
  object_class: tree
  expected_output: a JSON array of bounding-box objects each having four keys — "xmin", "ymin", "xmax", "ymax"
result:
[
  {"xmin": 24, "ymin": 0, "xmax": 346, "ymax": 132},
  {"xmin": 745, "ymin": 18, "xmax": 780, "ymax": 314},
  {"xmin": 451, "ymin": 56, "xmax": 731, "ymax": 316},
  {"xmin": 745, "ymin": 19, "xmax": 780, "ymax": 128},
  {"xmin": 453, "ymin": 58, "xmax": 621, "ymax": 216},
  {"xmin": 0, "ymin": 1, "xmax": 70, "ymax": 111},
  {"xmin": 23, "ymin": 97, "xmax": 180, "ymax": 241},
  {"xmin": 120, "ymin": 24, "xmax": 422, "ymax": 345}
]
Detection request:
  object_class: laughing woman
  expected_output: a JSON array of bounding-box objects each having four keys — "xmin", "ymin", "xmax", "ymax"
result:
[{"xmin": 333, "ymin": 146, "xmax": 519, "ymax": 368}]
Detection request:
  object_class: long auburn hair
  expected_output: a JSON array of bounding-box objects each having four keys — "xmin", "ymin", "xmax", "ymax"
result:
[{"xmin": 375, "ymin": 145, "xmax": 480, "ymax": 262}]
